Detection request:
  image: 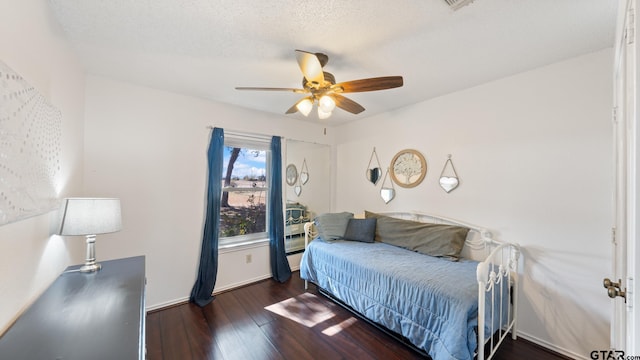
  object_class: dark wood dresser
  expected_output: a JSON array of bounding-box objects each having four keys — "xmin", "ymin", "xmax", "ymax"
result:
[{"xmin": 0, "ymin": 256, "xmax": 146, "ymax": 359}]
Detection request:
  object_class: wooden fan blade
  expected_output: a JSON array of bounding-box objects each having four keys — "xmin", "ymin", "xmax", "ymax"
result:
[
  {"xmin": 235, "ymin": 87, "xmax": 307, "ymax": 94},
  {"xmin": 285, "ymin": 99, "xmax": 304, "ymax": 114},
  {"xmin": 295, "ymin": 50, "xmax": 325, "ymax": 85},
  {"xmin": 332, "ymin": 76, "xmax": 403, "ymax": 93},
  {"xmin": 332, "ymin": 94, "xmax": 365, "ymax": 114},
  {"xmin": 285, "ymin": 104, "xmax": 298, "ymax": 114}
]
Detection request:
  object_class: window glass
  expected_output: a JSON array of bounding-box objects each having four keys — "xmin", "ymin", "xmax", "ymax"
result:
[{"xmin": 219, "ymin": 144, "xmax": 269, "ymax": 246}]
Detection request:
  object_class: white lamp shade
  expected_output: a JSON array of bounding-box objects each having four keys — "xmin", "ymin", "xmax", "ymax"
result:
[
  {"xmin": 58, "ymin": 198, "xmax": 122, "ymax": 236},
  {"xmin": 296, "ymin": 98, "xmax": 313, "ymax": 116}
]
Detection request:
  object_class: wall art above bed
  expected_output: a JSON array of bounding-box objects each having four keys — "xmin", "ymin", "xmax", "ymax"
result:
[
  {"xmin": 365, "ymin": 147, "xmax": 382, "ymax": 185},
  {"xmin": 380, "ymin": 168, "xmax": 395, "ymax": 204},
  {"xmin": 390, "ymin": 149, "xmax": 426, "ymax": 188},
  {"xmin": 439, "ymin": 154, "xmax": 460, "ymax": 193},
  {"xmin": 0, "ymin": 60, "xmax": 62, "ymax": 226}
]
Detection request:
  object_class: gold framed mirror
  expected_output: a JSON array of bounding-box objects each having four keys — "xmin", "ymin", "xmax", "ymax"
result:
[{"xmin": 390, "ymin": 149, "xmax": 427, "ymax": 188}]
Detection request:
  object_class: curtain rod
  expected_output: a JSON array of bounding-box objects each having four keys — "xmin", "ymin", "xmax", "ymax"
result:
[{"xmin": 206, "ymin": 126, "xmax": 275, "ymax": 141}]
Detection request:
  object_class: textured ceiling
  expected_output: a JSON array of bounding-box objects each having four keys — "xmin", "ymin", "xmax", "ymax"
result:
[{"xmin": 49, "ymin": 0, "xmax": 617, "ymax": 125}]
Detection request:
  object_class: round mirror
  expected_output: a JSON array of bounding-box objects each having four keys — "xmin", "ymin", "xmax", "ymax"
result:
[
  {"xmin": 390, "ymin": 149, "xmax": 427, "ymax": 188},
  {"xmin": 286, "ymin": 164, "xmax": 298, "ymax": 186}
]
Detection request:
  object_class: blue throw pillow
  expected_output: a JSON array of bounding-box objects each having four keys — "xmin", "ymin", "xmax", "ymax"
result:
[{"xmin": 343, "ymin": 218, "xmax": 377, "ymax": 243}]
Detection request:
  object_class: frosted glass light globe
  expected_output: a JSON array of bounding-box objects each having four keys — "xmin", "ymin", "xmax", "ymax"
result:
[{"xmin": 318, "ymin": 95, "xmax": 336, "ymax": 113}]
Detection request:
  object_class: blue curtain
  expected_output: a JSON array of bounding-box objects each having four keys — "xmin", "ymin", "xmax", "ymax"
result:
[
  {"xmin": 190, "ymin": 127, "xmax": 224, "ymax": 307},
  {"xmin": 269, "ymin": 136, "xmax": 292, "ymax": 282}
]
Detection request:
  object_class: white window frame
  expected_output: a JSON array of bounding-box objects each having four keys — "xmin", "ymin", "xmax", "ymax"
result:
[{"xmin": 218, "ymin": 133, "xmax": 271, "ymax": 248}]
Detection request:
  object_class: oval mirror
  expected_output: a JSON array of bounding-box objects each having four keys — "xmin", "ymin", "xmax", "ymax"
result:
[{"xmin": 286, "ymin": 164, "xmax": 298, "ymax": 186}]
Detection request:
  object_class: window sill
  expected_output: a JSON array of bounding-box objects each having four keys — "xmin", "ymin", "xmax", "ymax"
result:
[{"xmin": 219, "ymin": 238, "xmax": 269, "ymax": 253}]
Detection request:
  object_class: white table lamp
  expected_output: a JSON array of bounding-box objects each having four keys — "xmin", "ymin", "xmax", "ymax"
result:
[{"xmin": 57, "ymin": 198, "xmax": 122, "ymax": 272}]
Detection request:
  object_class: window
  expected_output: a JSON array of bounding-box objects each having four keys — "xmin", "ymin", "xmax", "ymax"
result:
[{"xmin": 219, "ymin": 135, "xmax": 270, "ymax": 247}]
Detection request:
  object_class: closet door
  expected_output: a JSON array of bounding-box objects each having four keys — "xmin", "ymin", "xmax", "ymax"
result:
[{"xmin": 610, "ymin": 0, "xmax": 639, "ymax": 353}]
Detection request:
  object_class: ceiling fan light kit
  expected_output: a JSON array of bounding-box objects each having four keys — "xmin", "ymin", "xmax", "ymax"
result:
[
  {"xmin": 317, "ymin": 107, "xmax": 332, "ymax": 120},
  {"xmin": 236, "ymin": 50, "xmax": 403, "ymax": 119},
  {"xmin": 318, "ymin": 95, "xmax": 336, "ymax": 113},
  {"xmin": 296, "ymin": 98, "xmax": 313, "ymax": 116}
]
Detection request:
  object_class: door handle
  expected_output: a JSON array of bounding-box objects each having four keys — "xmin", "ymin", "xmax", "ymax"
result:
[{"xmin": 603, "ymin": 278, "xmax": 627, "ymax": 301}]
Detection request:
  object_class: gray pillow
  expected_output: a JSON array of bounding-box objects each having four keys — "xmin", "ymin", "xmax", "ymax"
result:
[
  {"xmin": 343, "ymin": 218, "xmax": 377, "ymax": 243},
  {"xmin": 314, "ymin": 212, "xmax": 354, "ymax": 241},
  {"xmin": 365, "ymin": 211, "xmax": 469, "ymax": 261}
]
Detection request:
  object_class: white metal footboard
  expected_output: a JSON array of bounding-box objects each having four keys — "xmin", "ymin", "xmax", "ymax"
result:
[
  {"xmin": 476, "ymin": 242, "xmax": 521, "ymax": 360},
  {"xmin": 303, "ymin": 222, "xmax": 317, "ymax": 290}
]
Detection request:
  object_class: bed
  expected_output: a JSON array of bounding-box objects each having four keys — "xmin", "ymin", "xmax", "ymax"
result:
[{"xmin": 299, "ymin": 211, "xmax": 520, "ymax": 360}]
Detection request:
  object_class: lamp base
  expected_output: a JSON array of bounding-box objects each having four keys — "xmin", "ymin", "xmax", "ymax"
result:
[
  {"xmin": 80, "ymin": 263, "xmax": 102, "ymax": 273},
  {"xmin": 81, "ymin": 234, "xmax": 102, "ymax": 273}
]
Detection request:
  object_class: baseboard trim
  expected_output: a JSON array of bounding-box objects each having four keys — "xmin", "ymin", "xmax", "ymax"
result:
[
  {"xmin": 146, "ymin": 274, "xmax": 274, "ymax": 312},
  {"xmin": 146, "ymin": 297, "xmax": 189, "ymax": 312},
  {"xmin": 213, "ymin": 274, "xmax": 273, "ymax": 294},
  {"xmin": 516, "ymin": 331, "xmax": 586, "ymax": 360}
]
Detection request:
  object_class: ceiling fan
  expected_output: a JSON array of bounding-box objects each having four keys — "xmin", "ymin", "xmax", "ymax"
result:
[{"xmin": 235, "ymin": 50, "xmax": 403, "ymax": 119}]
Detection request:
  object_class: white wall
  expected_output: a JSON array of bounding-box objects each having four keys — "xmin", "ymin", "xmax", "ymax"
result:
[
  {"xmin": 334, "ymin": 49, "xmax": 613, "ymax": 358},
  {"xmin": 0, "ymin": 1, "xmax": 85, "ymax": 333},
  {"xmin": 83, "ymin": 75, "xmax": 333, "ymax": 309}
]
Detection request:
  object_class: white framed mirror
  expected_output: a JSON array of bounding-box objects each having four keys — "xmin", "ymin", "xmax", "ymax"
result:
[{"xmin": 285, "ymin": 139, "xmax": 331, "ymax": 254}]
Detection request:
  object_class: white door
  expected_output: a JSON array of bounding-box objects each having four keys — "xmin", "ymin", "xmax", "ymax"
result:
[{"xmin": 611, "ymin": 0, "xmax": 639, "ymax": 354}]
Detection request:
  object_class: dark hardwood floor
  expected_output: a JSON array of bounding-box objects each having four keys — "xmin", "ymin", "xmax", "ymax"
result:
[{"xmin": 147, "ymin": 271, "xmax": 570, "ymax": 360}]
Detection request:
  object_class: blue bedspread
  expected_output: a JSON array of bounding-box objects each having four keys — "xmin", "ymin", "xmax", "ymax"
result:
[{"xmin": 300, "ymin": 239, "xmax": 504, "ymax": 360}]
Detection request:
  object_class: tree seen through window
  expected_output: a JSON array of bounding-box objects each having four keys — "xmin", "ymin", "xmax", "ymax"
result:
[{"xmin": 219, "ymin": 145, "xmax": 268, "ymax": 244}]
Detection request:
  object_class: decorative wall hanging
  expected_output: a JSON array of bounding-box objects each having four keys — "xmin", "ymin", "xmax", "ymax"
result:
[
  {"xmin": 365, "ymin": 147, "xmax": 382, "ymax": 185},
  {"xmin": 380, "ymin": 168, "xmax": 395, "ymax": 204},
  {"xmin": 299, "ymin": 158, "xmax": 309, "ymax": 185},
  {"xmin": 390, "ymin": 149, "xmax": 427, "ymax": 188},
  {"xmin": 286, "ymin": 163, "xmax": 298, "ymax": 186},
  {"xmin": 0, "ymin": 60, "xmax": 62, "ymax": 226},
  {"xmin": 439, "ymin": 154, "xmax": 460, "ymax": 193}
]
